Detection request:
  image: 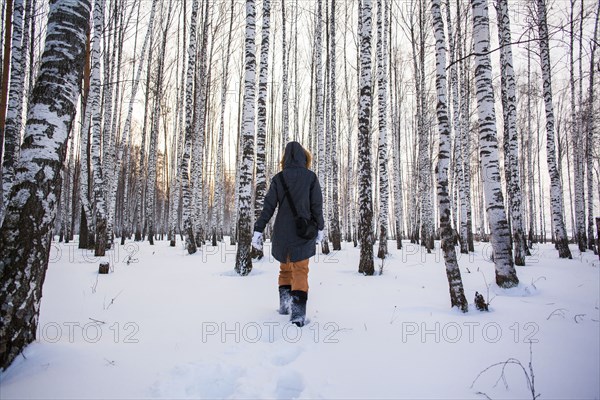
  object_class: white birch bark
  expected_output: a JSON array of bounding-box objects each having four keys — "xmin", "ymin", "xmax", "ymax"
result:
[
  {"xmin": 0, "ymin": 0, "xmax": 25, "ymax": 222},
  {"xmin": 585, "ymin": 1, "xmax": 599, "ymax": 253},
  {"xmin": 570, "ymin": 0, "xmax": 586, "ymax": 252},
  {"xmin": 358, "ymin": 0, "xmax": 374, "ymax": 275},
  {"xmin": 0, "ymin": 0, "xmax": 90, "ymax": 370},
  {"xmin": 471, "ymin": 0, "xmax": 519, "ymax": 287},
  {"xmin": 342, "ymin": 1, "xmax": 354, "ymax": 243},
  {"xmin": 457, "ymin": 0, "xmax": 474, "ymax": 251},
  {"xmin": 252, "ymin": 0, "xmax": 269, "ymax": 259},
  {"xmin": 78, "ymin": 36, "xmax": 95, "ymax": 249},
  {"xmin": 281, "ymin": 0, "xmax": 289, "ymax": 145},
  {"xmin": 234, "ymin": 0, "xmax": 257, "ymax": 276},
  {"xmin": 102, "ymin": 4, "xmax": 122, "ymax": 248},
  {"xmin": 445, "ymin": 0, "xmax": 468, "ymax": 254},
  {"xmin": 89, "ymin": 0, "xmax": 107, "ymax": 257},
  {"xmin": 431, "ymin": 0, "xmax": 468, "ymax": 311},
  {"xmin": 180, "ymin": 0, "xmax": 200, "ymax": 254},
  {"xmin": 329, "ymin": 0, "xmax": 341, "ymax": 251},
  {"xmin": 192, "ymin": 2, "xmax": 210, "ymax": 246},
  {"xmin": 536, "ymin": 0, "xmax": 572, "ymax": 258},
  {"xmin": 495, "ymin": 0, "xmax": 526, "ymax": 265},
  {"xmin": 391, "ymin": 55, "xmax": 404, "ymax": 250},
  {"xmin": 315, "ymin": 0, "xmax": 327, "ymax": 251},
  {"xmin": 376, "ymin": 0, "xmax": 389, "ymax": 259}
]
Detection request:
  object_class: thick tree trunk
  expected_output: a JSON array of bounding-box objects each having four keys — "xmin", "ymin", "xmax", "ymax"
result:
[
  {"xmin": 471, "ymin": 0, "xmax": 519, "ymax": 287},
  {"xmin": 192, "ymin": 1, "xmax": 210, "ymax": 248},
  {"xmin": 234, "ymin": 0, "xmax": 257, "ymax": 276},
  {"xmin": 431, "ymin": 0, "xmax": 468, "ymax": 311},
  {"xmin": 89, "ymin": 0, "xmax": 107, "ymax": 257},
  {"xmin": 495, "ymin": 0, "xmax": 527, "ymax": 265},
  {"xmin": 180, "ymin": 0, "xmax": 200, "ymax": 254},
  {"xmin": 357, "ymin": 0, "xmax": 374, "ymax": 276},
  {"xmin": 252, "ymin": 0, "xmax": 269, "ymax": 260},
  {"xmin": 0, "ymin": 0, "xmax": 90, "ymax": 370}
]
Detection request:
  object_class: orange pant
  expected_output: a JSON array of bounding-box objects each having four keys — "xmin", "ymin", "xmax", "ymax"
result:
[{"xmin": 279, "ymin": 258, "xmax": 309, "ymax": 292}]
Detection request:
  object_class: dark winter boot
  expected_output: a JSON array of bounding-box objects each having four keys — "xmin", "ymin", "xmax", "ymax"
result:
[
  {"xmin": 290, "ymin": 290, "xmax": 308, "ymax": 327},
  {"xmin": 278, "ymin": 285, "xmax": 292, "ymax": 315}
]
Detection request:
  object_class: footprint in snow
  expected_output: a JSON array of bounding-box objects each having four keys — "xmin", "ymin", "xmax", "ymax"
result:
[
  {"xmin": 150, "ymin": 362, "xmax": 244, "ymax": 399},
  {"xmin": 275, "ymin": 369, "xmax": 305, "ymax": 399},
  {"xmin": 271, "ymin": 345, "xmax": 303, "ymax": 366}
]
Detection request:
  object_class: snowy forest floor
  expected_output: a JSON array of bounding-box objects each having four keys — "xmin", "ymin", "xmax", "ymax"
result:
[{"xmin": 0, "ymin": 237, "xmax": 598, "ymax": 399}]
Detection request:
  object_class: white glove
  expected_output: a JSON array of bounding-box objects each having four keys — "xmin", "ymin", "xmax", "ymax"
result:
[
  {"xmin": 251, "ymin": 231, "xmax": 263, "ymax": 250},
  {"xmin": 316, "ymin": 230, "xmax": 324, "ymax": 245}
]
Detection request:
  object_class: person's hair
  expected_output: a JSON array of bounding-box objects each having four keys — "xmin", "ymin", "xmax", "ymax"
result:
[{"xmin": 280, "ymin": 145, "xmax": 312, "ymax": 170}]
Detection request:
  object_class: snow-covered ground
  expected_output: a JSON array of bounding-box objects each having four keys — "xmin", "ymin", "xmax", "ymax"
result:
[{"xmin": 0, "ymin": 238, "xmax": 598, "ymax": 399}]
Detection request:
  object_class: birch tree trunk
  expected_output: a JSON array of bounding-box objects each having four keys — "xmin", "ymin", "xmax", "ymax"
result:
[
  {"xmin": 445, "ymin": 0, "xmax": 464, "ymax": 253},
  {"xmin": 235, "ymin": 0, "xmax": 257, "ymax": 276},
  {"xmin": 343, "ymin": 1, "xmax": 354, "ymax": 244},
  {"xmin": 391, "ymin": 52, "xmax": 404, "ymax": 250},
  {"xmin": 192, "ymin": 0, "xmax": 210, "ymax": 247},
  {"xmin": 211, "ymin": 0, "xmax": 235, "ymax": 246},
  {"xmin": 252, "ymin": 0, "xmax": 269, "ymax": 260},
  {"xmin": 431, "ymin": 0, "xmax": 468, "ymax": 311},
  {"xmin": 119, "ymin": 0, "xmax": 158, "ymax": 242},
  {"xmin": 314, "ymin": 0, "xmax": 329, "ymax": 253},
  {"xmin": 146, "ymin": 2, "xmax": 173, "ymax": 245},
  {"xmin": 471, "ymin": 0, "xmax": 519, "ymax": 287},
  {"xmin": 89, "ymin": 0, "xmax": 107, "ymax": 257},
  {"xmin": 0, "ymin": 0, "xmax": 24, "ymax": 223},
  {"xmin": 102, "ymin": 2, "xmax": 122, "ymax": 249},
  {"xmin": 78, "ymin": 30, "xmax": 94, "ymax": 249},
  {"xmin": 495, "ymin": 0, "xmax": 527, "ymax": 265},
  {"xmin": 180, "ymin": 0, "xmax": 200, "ymax": 254},
  {"xmin": 536, "ymin": 0, "xmax": 572, "ymax": 259},
  {"xmin": 585, "ymin": 1, "xmax": 599, "ymax": 254},
  {"xmin": 133, "ymin": 40, "xmax": 152, "ymax": 242},
  {"xmin": 445, "ymin": 0, "xmax": 467, "ymax": 253},
  {"xmin": 457, "ymin": 0, "xmax": 474, "ymax": 252},
  {"xmin": 329, "ymin": 0, "xmax": 341, "ymax": 251},
  {"xmin": 358, "ymin": 0, "xmax": 374, "ymax": 276},
  {"xmin": 376, "ymin": 0, "xmax": 389, "ymax": 259},
  {"xmin": 104, "ymin": 2, "xmax": 128, "ymax": 244},
  {"xmin": 570, "ymin": 0, "xmax": 586, "ymax": 252},
  {"xmin": 0, "ymin": 0, "xmax": 90, "ymax": 370},
  {"xmin": 0, "ymin": 0, "xmax": 14, "ymax": 149},
  {"xmin": 281, "ymin": 0, "xmax": 289, "ymax": 145}
]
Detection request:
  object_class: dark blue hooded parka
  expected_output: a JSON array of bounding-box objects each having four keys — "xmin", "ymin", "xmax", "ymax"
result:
[{"xmin": 253, "ymin": 142, "xmax": 325, "ymax": 263}]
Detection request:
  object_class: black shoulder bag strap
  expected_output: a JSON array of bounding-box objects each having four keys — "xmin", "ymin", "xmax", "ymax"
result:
[{"xmin": 278, "ymin": 173, "xmax": 300, "ymax": 218}]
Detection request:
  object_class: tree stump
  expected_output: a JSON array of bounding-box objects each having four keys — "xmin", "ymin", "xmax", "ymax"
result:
[
  {"xmin": 474, "ymin": 292, "xmax": 489, "ymax": 311},
  {"xmin": 99, "ymin": 262, "xmax": 110, "ymax": 274}
]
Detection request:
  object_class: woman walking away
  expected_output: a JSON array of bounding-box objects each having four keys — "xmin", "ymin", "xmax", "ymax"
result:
[{"xmin": 251, "ymin": 141, "xmax": 325, "ymax": 327}]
